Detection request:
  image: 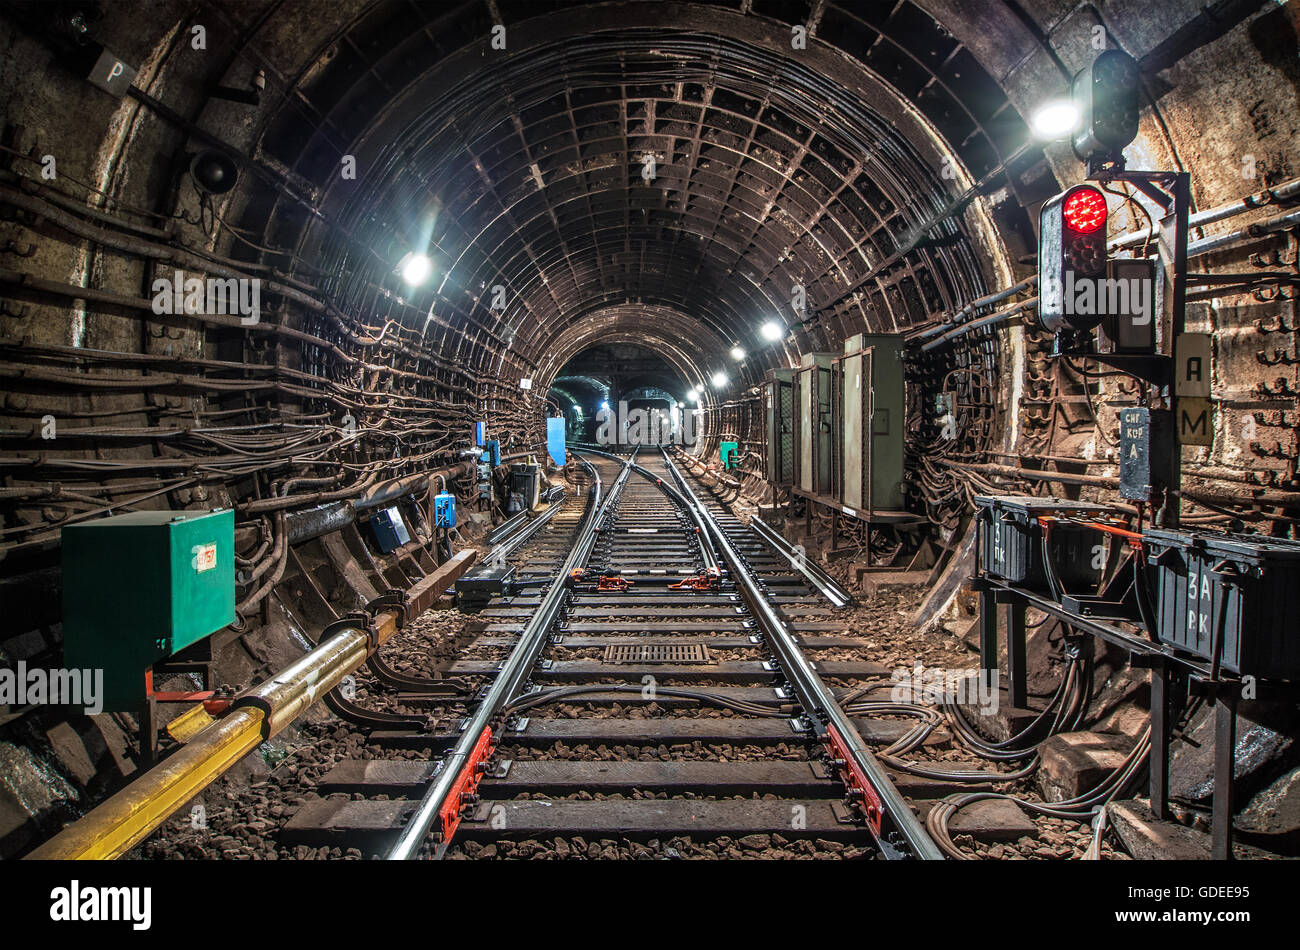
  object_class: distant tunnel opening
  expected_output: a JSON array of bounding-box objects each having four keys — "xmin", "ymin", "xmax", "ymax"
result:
[{"xmin": 550, "ymin": 342, "xmax": 687, "ymax": 445}]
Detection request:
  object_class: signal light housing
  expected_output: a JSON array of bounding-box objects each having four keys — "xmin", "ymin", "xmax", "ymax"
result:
[
  {"xmin": 1038, "ymin": 185, "xmax": 1109, "ymax": 333},
  {"xmin": 1072, "ymin": 49, "xmax": 1141, "ymax": 166}
]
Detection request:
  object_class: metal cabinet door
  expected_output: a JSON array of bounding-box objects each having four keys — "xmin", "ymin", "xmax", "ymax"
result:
[
  {"xmin": 797, "ymin": 367, "xmax": 812, "ymax": 492},
  {"xmin": 840, "ymin": 351, "xmax": 863, "ymax": 509}
]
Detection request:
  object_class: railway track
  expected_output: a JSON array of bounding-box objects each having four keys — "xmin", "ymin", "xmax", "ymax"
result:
[{"xmin": 277, "ymin": 446, "xmax": 943, "ymax": 860}]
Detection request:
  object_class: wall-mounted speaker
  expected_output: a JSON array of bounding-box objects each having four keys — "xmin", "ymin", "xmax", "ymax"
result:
[{"xmin": 189, "ymin": 150, "xmax": 239, "ymax": 194}]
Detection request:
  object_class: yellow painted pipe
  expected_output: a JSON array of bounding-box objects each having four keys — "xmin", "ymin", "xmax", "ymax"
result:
[
  {"xmin": 27, "ymin": 707, "xmax": 267, "ymax": 860},
  {"xmin": 25, "ymin": 549, "xmax": 476, "ymax": 861},
  {"xmin": 26, "ymin": 629, "xmax": 370, "ymax": 860},
  {"xmin": 165, "ymin": 702, "xmax": 216, "ymax": 744}
]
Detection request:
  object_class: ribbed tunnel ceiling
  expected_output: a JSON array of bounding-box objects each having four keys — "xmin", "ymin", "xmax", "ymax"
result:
[
  {"xmin": 4, "ymin": 0, "xmax": 1300, "ymax": 868},
  {"xmin": 236, "ymin": 1, "xmax": 1041, "ymax": 396}
]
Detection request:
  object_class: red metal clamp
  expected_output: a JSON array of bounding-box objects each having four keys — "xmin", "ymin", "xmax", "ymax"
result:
[
  {"xmin": 144, "ymin": 669, "xmax": 230, "ymax": 715},
  {"xmin": 669, "ymin": 566, "xmax": 721, "ymax": 591},
  {"xmin": 436, "ymin": 726, "xmax": 495, "ymax": 844},
  {"xmin": 825, "ymin": 723, "xmax": 884, "ymax": 837}
]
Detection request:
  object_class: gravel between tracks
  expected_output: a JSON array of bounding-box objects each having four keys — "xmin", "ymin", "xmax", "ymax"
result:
[{"xmin": 133, "ymin": 468, "xmax": 1126, "ymax": 860}]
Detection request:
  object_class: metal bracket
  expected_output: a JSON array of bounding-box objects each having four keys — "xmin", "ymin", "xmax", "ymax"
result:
[
  {"xmin": 366, "ymin": 589, "xmax": 409, "ymax": 629},
  {"xmin": 830, "ymin": 801, "xmax": 858, "ymax": 825},
  {"xmin": 318, "ymin": 611, "xmax": 377, "ymax": 651}
]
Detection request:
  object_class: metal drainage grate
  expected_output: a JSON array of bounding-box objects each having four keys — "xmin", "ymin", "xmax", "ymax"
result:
[{"xmin": 604, "ymin": 643, "xmax": 712, "ymax": 664}]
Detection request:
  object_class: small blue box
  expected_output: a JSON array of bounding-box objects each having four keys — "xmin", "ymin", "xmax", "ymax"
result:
[
  {"xmin": 482, "ymin": 439, "xmax": 501, "ymax": 467},
  {"xmin": 434, "ymin": 492, "xmax": 457, "ymax": 528},
  {"xmin": 474, "ymin": 421, "xmax": 486, "ymax": 446},
  {"xmin": 370, "ymin": 506, "xmax": 410, "ymax": 552}
]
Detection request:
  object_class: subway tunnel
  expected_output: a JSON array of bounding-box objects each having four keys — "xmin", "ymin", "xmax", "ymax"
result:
[{"xmin": 0, "ymin": 0, "xmax": 1299, "ymax": 887}]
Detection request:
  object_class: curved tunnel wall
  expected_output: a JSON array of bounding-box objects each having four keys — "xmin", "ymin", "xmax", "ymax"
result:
[
  {"xmin": 0, "ymin": 0, "xmax": 1297, "ymax": 850},
  {"xmin": 1, "ymin": 0, "xmax": 1295, "ymax": 563}
]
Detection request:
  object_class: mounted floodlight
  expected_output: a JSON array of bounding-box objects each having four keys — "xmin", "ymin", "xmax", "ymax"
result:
[
  {"xmin": 760, "ymin": 320, "xmax": 784, "ymax": 341},
  {"xmin": 399, "ymin": 252, "xmax": 432, "ymax": 286},
  {"xmin": 1030, "ymin": 99, "xmax": 1080, "ymax": 140},
  {"xmin": 729, "ymin": 345, "xmax": 746, "ymax": 361},
  {"xmin": 710, "ymin": 371, "xmax": 728, "ymax": 388}
]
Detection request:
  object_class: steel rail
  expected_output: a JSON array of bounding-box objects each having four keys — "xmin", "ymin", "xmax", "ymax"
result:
[
  {"xmin": 660, "ymin": 448, "xmax": 944, "ymax": 860},
  {"xmin": 387, "ymin": 449, "xmax": 634, "ymax": 859},
  {"xmin": 748, "ymin": 514, "xmax": 854, "ymax": 608},
  {"xmin": 487, "ymin": 509, "xmax": 530, "ymax": 544},
  {"xmin": 570, "ymin": 444, "xmax": 718, "ymax": 572},
  {"xmin": 25, "ymin": 551, "xmax": 475, "ymax": 860},
  {"xmin": 483, "ymin": 488, "xmax": 566, "ymax": 562}
]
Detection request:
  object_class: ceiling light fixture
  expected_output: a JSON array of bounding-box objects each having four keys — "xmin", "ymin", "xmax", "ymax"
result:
[
  {"xmin": 398, "ymin": 252, "xmax": 433, "ymax": 286},
  {"xmin": 1030, "ymin": 99, "xmax": 1081, "ymax": 140}
]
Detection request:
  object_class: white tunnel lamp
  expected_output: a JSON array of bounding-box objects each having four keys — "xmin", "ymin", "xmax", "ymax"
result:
[
  {"xmin": 1030, "ymin": 99, "xmax": 1080, "ymax": 140},
  {"xmin": 398, "ymin": 252, "xmax": 433, "ymax": 286}
]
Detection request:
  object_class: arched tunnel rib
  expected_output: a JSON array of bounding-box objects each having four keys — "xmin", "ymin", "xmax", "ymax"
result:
[{"xmin": 0, "ymin": 0, "xmax": 1298, "ymax": 885}]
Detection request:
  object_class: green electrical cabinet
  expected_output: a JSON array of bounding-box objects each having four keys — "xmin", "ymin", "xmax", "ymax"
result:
[
  {"xmin": 720, "ymin": 441, "xmax": 739, "ymax": 470},
  {"xmin": 834, "ymin": 333, "xmax": 906, "ymax": 516},
  {"xmin": 763, "ymin": 369, "xmax": 795, "ymax": 486},
  {"xmin": 795, "ymin": 352, "xmax": 837, "ymax": 497},
  {"xmin": 61, "ymin": 509, "xmax": 235, "ymax": 711}
]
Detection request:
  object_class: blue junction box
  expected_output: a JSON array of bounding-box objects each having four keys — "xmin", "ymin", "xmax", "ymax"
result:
[
  {"xmin": 370, "ymin": 505, "xmax": 411, "ymax": 552},
  {"xmin": 434, "ymin": 492, "xmax": 457, "ymax": 528}
]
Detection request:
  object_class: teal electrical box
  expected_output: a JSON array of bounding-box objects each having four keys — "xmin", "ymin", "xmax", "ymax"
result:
[
  {"xmin": 720, "ymin": 441, "xmax": 739, "ymax": 470},
  {"xmin": 61, "ymin": 509, "xmax": 235, "ymax": 711}
]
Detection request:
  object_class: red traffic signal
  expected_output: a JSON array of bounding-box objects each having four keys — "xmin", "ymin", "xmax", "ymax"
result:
[
  {"xmin": 1062, "ymin": 187, "xmax": 1107, "ymax": 234},
  {"xmin": 1038, "ymin": 185, "xmax": 1110, "ymax": 332}
]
